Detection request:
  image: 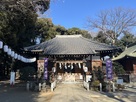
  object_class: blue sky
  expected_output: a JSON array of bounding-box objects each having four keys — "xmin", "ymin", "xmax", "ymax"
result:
[{"xmin": 44, "ymin": 0, "xmax": 136, "ymax": 30}]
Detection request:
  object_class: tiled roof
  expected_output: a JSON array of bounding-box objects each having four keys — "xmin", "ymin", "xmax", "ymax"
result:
[
  {"xmin": 112, "ymin": 44, "xmax": 136, "ymax": 61},
  {"xmin": 24, "ymin": 35, "xmax": 118, "ymax": 55}
]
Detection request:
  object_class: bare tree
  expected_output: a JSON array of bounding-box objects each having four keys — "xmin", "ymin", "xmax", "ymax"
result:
[{"xmin": 87, "ymin": 7, "xmax": 136, "ymax": 45}]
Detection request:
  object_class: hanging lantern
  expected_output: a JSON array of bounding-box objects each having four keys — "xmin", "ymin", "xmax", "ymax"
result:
[
  {"xmin": 33, "ymin": 58, "xmax": 36, "ymax": 62},
  {"xmin": 0, "ymin": 41, "xmax": 3, "ymax": 49},
  {"xmin": 4, "ymin": 45, "xmax": 8, "ymax": 52},
  {"xmin": 7, "ymin": 48, "xmax": 11, "ymax": 55},
  {"xmin": 14, "ymin": 53, "xmax": 18, "ymax": 59},
  {"xmin": 27, "ymin": 57, "xmax": 36, "ymax": 63},
  {"xmin": 17, "ymin": 55, "xmax": 21, "ymax": 60},
  {"xmin": 29, "ymin": 58, "xmax": 32, "ymax": 62},
  {"xmin": 23, "ymin": 57, "xmax": 27, "ymax": 63},
  {"xmin": 20, "ymin": 56, "xmax": 23, "ymax": 61},
  {"xmin": 23, "ymin": 57, "xmax": 26, "ymax": 62},
  {"xmin": 26, "ymin": 59, "xmax": 30, "ymax": 63},
  {"xmin": 27, "ymin": 58, "xmax": 31, "ymax": 63},
  {"xmin": 24, "ymin": 58, "xmax": 28, "ymax": 63},
  {"xmin": 11, "ymin": 51, "xmax": 15, "ymax": 57},
  {"xmin": 31, "ymin": 57, "xmax": 36, "ymax": 62},
  {"xmin": 21, "ymin": 56, "xmax": 25, "ymax": 62},
  {"xmin": 22, "ymin": 57, "xmax": 24, "ymax": 62}
]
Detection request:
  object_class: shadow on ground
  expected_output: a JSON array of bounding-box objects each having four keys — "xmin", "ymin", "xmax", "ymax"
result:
[
  {"xmin": 0, "ymin": 80, "xmax": 53, "ymax": 102},
  {"xmin": 100, "ymin": 88, "xmax": 136, "ymax": 102}
]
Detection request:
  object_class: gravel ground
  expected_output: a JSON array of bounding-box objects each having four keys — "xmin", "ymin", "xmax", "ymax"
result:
[{"xmin": 0, "ymin": 80, "xmax": 135, "ymax": 102}]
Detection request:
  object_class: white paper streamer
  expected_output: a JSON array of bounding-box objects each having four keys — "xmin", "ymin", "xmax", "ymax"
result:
[
  {"xmin": 65, "ymin": 63, "xmax": 67, "ymax": 69},
  {"xmin": 71, "ymin": 63, "xmax": 73, "ymax": 69},
  {"xmin": 59, "ymin": 63, "xmax": 62, "ymax": 69},
  {"xmin": 78, "ymin": 63, "xmax": 81, "ymax": 69}
]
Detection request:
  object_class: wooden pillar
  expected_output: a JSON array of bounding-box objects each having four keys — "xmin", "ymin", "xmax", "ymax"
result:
[{"xmin": 90, "ymin": 55, "xmax": 92, "ymax": 72}]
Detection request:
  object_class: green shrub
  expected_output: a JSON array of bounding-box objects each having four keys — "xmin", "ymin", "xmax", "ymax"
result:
[
  {"xmin": 19, "ymin": 66, "xmax": 36, "ymax": 81},
  {"xmin": 92, "ymin": 80, "xmax": 100, "ymax": 91},
  {"xmin": 102, "ymin": 82, "xmax": 107, "ymax": 91}
]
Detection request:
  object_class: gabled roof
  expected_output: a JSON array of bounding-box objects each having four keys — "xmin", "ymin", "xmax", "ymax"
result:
[
  {"xmin": 112, "ymin": 44, "xmax": 136, "ymax": 61},
  {"xmin": 24, "ymin": 35, "xmax": 118, "ymax": 55}
]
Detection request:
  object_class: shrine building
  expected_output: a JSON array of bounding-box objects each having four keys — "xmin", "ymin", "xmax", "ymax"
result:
[{"xmin": 24, "ymin": 35, "xmax": 118, "ymax": 82}]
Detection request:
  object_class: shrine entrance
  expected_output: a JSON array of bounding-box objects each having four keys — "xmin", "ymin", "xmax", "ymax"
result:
[{"xmin": 55, "ymin": 61, "xmax": 85, "ymax": 83}]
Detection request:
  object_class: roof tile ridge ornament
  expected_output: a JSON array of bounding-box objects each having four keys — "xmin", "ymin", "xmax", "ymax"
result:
[
  {"xmin": 55, "ymin": 34, "xmax": 82, "ymax": 38},
  {"xmin": 92, "ymin": 50, "xmax": 98, "ymax": 54}
]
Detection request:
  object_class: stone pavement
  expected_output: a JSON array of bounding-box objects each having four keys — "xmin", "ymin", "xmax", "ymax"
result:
[{"xmin": 0, "ymin": 80, "xmax": 136, "ymax": 102}]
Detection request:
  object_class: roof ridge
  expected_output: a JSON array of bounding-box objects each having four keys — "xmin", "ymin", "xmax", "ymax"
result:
[{"xmin": 56, "ymin": 34, "xmax": 82, "ymax": 38}]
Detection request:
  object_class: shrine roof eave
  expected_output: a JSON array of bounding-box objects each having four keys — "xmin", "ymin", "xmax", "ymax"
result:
[
  {"xmin": 40, "ymin": 54, "xmax": 94, "ymax": 56},
  {"xmin": 24, "ymin": 49, "xmax": 43, "ymax": 52},
  {"xmin": 24, "ymin": 35, "xmax": 119, "ymax": 55},
  {"xmin": 112, "ymin": 44, "xmax": 136, "ymax": 61}
]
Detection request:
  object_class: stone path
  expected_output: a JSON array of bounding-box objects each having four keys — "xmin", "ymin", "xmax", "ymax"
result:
[{"xmin": 38, "ymin": 83, "xmax": 119, "ymax": 102}]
